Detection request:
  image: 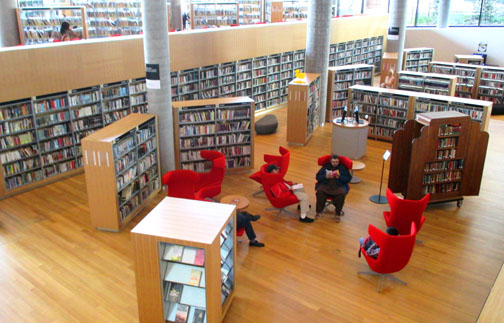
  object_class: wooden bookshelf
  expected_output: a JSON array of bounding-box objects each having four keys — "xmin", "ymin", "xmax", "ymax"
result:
[
  {"xmin": 396, "ymin": 71, "xmax": 457, "ymax": 97},
  {"xmin": 16, "ymin": 6, "xmax": 88, "ymax": 45},
  {"xmin": 265, "ymin": 0, "xmax": 284, "ymax": 23},
  {"xmin": 454, "ymin": 55, "xmax": 484, "ymax": 65},
  {"xmin": 287, "ymin": 73, "xmax": 321, "ymax": 145},
  {"xmin": 326, "ymin": 64, "xmax": 374, "ymax": 122},
  {"xmin": 329, "ymin": 37, "xmax": 383, "ymax": 74},
  {"xmin": 477, "ymin": 66, "xmax": 504, "ymax": 105},
  {"xmin": 191, "ymin": 2, "xmax": 240, "ymax": 29},
  {"xmin": 131, "ymin": 196, "xmax": 236, "ymax": 323},
  {"xmin": 402, "ymin": 48, "xmax": 434, "ymax": 72},
  {"xmin": 81, "ymin": 113, "xmax": 160, "ymax": 232},
  {"xmin": 238, "ymin": 0, "xmax": 263, "ymax": 24},
  {"xmin": 429, "ymin": 61, "xmax": 482, "ymax": 99},
  {"xmin": 172, "ymin": 97, "xmax": 255, "ymax": 172},
  {"xmin": 388, "ymin": 111, "xmax": 488, "ymax": 205}
]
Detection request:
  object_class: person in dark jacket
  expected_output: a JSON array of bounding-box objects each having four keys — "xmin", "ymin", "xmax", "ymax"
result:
[{"xmin": 315, "ymin": 154, "xmax": 352, "ymax": 222}]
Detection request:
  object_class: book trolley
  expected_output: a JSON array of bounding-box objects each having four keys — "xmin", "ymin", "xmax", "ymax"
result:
[
  {"xmin": 131, "ymin": 196, "xmax": 236, "ymax": 323},
  {"xmin": 287, "ymin": 73, "xmax": 321, "ymax": 145},
  {"xmin": 388, "ymin": 111, "xmax": 489, "ymax": 206},
  {"xmin": 172, "ymin": 97, "xmax": 255, "ymax": 172},
  {"xmin": 81, "ymin": 113, "xmax": 160, "ymax": 231}
]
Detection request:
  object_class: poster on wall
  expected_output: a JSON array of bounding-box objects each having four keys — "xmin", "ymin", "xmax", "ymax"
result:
[
  {"xmin": 387, "ymin": 27, "xmax": 399, "ymax": 40},
  {"xmin": 146, "ymin": 64, "xmax": 161, "ymax": 89}
]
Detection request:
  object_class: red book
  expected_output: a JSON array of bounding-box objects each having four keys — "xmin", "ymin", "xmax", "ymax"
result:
[{"xmin": 194, "ymin": 249, "xmax": 205, "ymax": 266}]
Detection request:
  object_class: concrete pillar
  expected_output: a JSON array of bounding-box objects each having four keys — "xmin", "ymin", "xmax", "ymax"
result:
[
  {"xmin": 142, "ymin": 0, "xmax": 175, "ymax": 174},
  {"xmin": 169, "ymin": 0, "xmax": 182, "ymax": 31},
  {"xmin": 437, "ymin": 0, "xmax": 451, "ymax": 28},
  {"xmin": 387, "ymin": 0, "xmax": 408, "ymax": 74},
  {"xmin": 0, "ymin": 0, "xmax": 20, "ymax": 47},
  {"xmin": 305, "ymin": 0, "xmax": 332, "ymax": 126}
]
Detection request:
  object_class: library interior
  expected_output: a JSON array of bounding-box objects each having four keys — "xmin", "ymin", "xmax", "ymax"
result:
[{"xmin": 1, "ymin": 0, "xmax": 504, "ymax": 322}]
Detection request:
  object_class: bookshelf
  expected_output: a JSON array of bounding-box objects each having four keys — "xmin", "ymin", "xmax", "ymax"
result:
[
  {"xmin": 287, "ymin": 73, "xmax": 321, "ymax": 145},
  {"xmin": 238, "ymin": 0, "xmax": 263, "ymax": 24},
  {"xmin": 477, "ymin": 66, "xmax": 504, "ymax": 105},
  {"xmin": 16, "ymin": 6, "xmax": 88, "ymax": 45},
  {"xmin": 429, "ymin": 61, "xmax": 482, "ymax": 99},
  {"xmin": 388, "ymin": 111, "xmax": 488, "ymax": 205},
  {"xmin": 264, "ymin": 0, "xmax": 283, "ymax": 23},
  {"xmin": 454, "ymin": 55, "xmax": 484, "ymax": 65},
  {"xmin": 172, "ymin": 97, "xmax": 255, "ymax": 172},
  {"xmin": 326, "ymin": 64, "xmax": 374, "ymax": 121},
  {"xmin": 402, "ymin": 48, "xmax": 434, "ymax": 72},
  {"xmin": 396, "ymin": 71, "xmax": 457, "ymax": 97},
  {"xmin": 283, "ymin": 0, "xmax": 308, "ymax": 21},
  {"xmin": 81, "ymin": 113, "xmax": 160, "ymax": 231},
  {"xmin": 131, "ymin": 196, "xmax": 236, "ymax": 323},
  {"xmin": 191, "ymin": 2, "xmax": 239, "ymax": 29}
]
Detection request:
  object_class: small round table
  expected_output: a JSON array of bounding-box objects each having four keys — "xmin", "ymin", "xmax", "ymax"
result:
[
  {"xmin": 350, "ymin": 160, "xmax": 366, "ymax": 184},
  {"xmin": 220, "ymin": 195, "xmax": 250, "ymax": 210}
]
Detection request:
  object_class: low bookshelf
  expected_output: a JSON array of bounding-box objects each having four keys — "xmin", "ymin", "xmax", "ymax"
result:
[
  {"xmin": 396, "ymin": 71, "xmax": 457, "ymax": 97},
  {"xmin": 131, "ymin": 196, "xmax": 236, "ymax": 323},
  {"xmin": 172, "ymin": 97, "xmax": 255, "ymax": 172},
  {"xmin": 429, "ymin": 61, "xmax": 481, "ymax": 99},
  {"xmin": 454, "ymin": 55, "xmax": 484, "ymax": 65},
  {"xmin": 81, "ymin": 113, "xmax": 161, "ymax": 231}
]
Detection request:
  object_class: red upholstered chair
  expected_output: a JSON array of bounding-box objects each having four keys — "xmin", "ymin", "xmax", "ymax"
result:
[
  {"xmin": 162, "ymin": 169, "xmax": 200, "ymax": 199},
  {"xmin": 236, "ymin": 227, "xmax": 245, "ymax": 243},
  {"xmin": 358, "ymin": 222, "xmax": 417, "ymax": 292},
  {"xmin": 317, "ymin": 155, "xmax": 353, "ymax": 214},
  {"xmin": 384, "ymin": 188, "xmax": 430, "ymax": 239},
  {"xmin": 194, "ymin": 150, "xmax": 226, "ymax": 200},
  {"xmin": 260, "ymin": 164, "xmax": 299, "ymax": 218},
  {"xmin": 250, "ymin": 146, "xmax": 290, "ymax": 196}
]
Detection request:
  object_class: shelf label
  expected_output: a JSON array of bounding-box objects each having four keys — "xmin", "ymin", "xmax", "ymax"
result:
[{"xmin": 146, "ymin": 64, "xmax": 161, "ymax": 89}]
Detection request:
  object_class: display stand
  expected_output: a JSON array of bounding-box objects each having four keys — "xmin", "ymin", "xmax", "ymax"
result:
[
  {"xmin": 331, "ymin": 118, "xmax": 369, "ymax": 160},
  {"xmin": 380, "ymin": 52, "xmax": 398, "ymax": 87},
  {"xmin": 369, "ymin": 150, "xmax": 390, "ymax": 204},
  {"xmin": 131, "ymin": 196, "xmax": 236, "ymax": 323}
]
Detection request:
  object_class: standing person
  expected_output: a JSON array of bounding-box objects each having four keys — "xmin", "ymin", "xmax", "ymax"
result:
[
  {"xmin": 266, "ymin": 164, "xmax": 313, "ymax": 223},
  {"xmin": 315, "ymin": 155, "xmax": 352, "ymax": 222},
  {"xmin": 237, "ymin": 211, "xmax": 264, "ymax": 247},
  {"xmin": 59, "ymin": 22, "xmax": 77, "ymax": 41}
]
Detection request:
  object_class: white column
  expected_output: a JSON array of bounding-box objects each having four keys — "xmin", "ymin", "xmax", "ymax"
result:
[
  {"xmin": 142, "ymin": 0, "xmax": 175, "ymax": 174},
  {"xmin": 437, "ymin": 0, "xmax": 451, "ymax": 28},
  {"xmin": 387, "ymin": 0, "xmax": 408, "ymax": 73},
  {"xmin": 305, "ymin": 0, "xmax": 332, "ymax": 126},
  {"xmin": 169, "ymin": 0, "xmax": 182, "ymax": 31},
  {"xmin": 0, "ymin": 0, "xmax": 20, "ymax": 47}
]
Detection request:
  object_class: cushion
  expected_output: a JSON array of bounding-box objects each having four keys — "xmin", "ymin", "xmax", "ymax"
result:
[
  {"xmin": 491, "ymin": 104, "xmax": 504, "ymax": 115},
  {"xmin": 255, "ymin": 114, "xmax": 278, "ymax": 135}
]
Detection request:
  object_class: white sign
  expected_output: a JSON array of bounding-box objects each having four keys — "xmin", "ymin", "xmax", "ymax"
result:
[{"xmin": 383, "ymin": 150, "xmax": 391, "ymax": 161}]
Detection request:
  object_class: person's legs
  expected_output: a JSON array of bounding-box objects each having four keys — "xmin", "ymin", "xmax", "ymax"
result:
[
  {"xmin": 293, "ymin": 189, "xmax": 310, "ymax": 216},
  {"xmin": 316, "ymin": 189, "xmax": 328, "ymax": 214},
  {"xmin": 333, "ymin": 193, "xmax": 346, "ymax": 216},
  {"xmin": 237, "ymin": 213, "xmax": 264, "ymax": 247}
]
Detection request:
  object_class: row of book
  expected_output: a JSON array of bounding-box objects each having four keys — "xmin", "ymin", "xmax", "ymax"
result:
[
  {"xmin": 0, "ymin": 132, "xmax": 35, "ymax": 149},
  {"xmin": 437, "ymin": 137, "xmax": 458, "ymax": 148},
  {"xmin": 438, "ymin": 124, "xmax": 462, "ymax": 136},
  {"xmin": 436, "ymin": 149, "xmax": 457, "ymax": 160},
  {"xmin": 424, "ymin": 159, "xmax": 464, "ymax": 172},
  {"xmin": 422, "ymin": 170, "xmax": 462, "ymax": 184},
  {"xmin": 1, "ymin": 118, "xmax": 33, "ymax": 135},
  {"xmin": 164, "ymin": 245, "xmax": 205, "ymax": 267},
  {"xmin": 70, "ymin": 104, "xmax": 98, "ymax": 119},
  {"xmin": 72, "ymin": 117, "xmax": 102, "ymax": 132},
  {"xmin": 423, "ymin": 182, "xmax": 460, "ymax": 194}
]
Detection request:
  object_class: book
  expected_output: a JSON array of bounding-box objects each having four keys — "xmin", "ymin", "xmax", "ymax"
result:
[
  {"xmin": 188, "ymin": 269, "xmax": 202, "ymax": 286},
  {"xmin": 165, "ymin": 245, "xmax": 184, "ymax": 262},
  {"xmin": 291, "ymin": 183, "xmax": 303, "ymax": 190},
  {"xmin": 181, "ymin": 247, "xmax": 197, "ymax": 264},
  {"xmin": 192, "ymin": 308, "xmax": 206, "ymax": 323},
  {"xmin": 168, "ymin": 283, "xmax": 183, "ymax": 303},
  {"xmin": 175, "ymin": 304, "xmax": 189, "ymax": 323},
  {"xmin": 194, "ymin": 249, "xmax": 205, "ymax": 266}
]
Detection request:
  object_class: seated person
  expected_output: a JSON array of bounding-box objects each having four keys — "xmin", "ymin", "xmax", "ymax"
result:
[
  {"xmin": 359, "ymin": 226, "xmax": 398, "ymax": 259},
  {"xmin": 266, "ymin": 164, "xmax": 313, "ymax": 223},
  {"xmin": 237, "ymin": 210, "xmax": 264, "ymax": 247},
  {"xmin": 315, "ymin": 154, "xmax": 352, "ymax": 222}
]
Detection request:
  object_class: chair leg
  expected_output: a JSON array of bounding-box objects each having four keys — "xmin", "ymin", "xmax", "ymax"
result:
[
  {"xmin": 384, "ymin": 274, "xmax": 407, "ymax": 285},
  {"xmin": 252, "ymin": 187, "xmax": 264, "ymax": 196},
  {"xmin": 416, "ymin": 239, "xmax": 423, "ymax": 244},
  {"xmin": 265, "ymin": 207, "xmax": 297, "ymax": 219},
  {"xmin": 358, "ymin": 271, "xmax": 407, "ymax": 292}
]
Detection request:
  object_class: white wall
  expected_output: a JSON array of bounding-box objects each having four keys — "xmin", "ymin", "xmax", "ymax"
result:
[{"xmin": 405, "ymin": 27, "xmax": 504, "ymax": 67}]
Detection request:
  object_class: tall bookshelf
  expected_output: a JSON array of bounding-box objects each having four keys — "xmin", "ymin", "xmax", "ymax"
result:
[
  {"xmin": 328, "ymin": 37, "xmax": 383, "ymax": 74},
  {"xmin": 81, "ymin": 113, "xmax": 160, "ymax": 231},
  {"xmin": 287, "ymin": 73, "xmax": 321, "ymax": 145},
  {"xmin": 325, "ymin": 64, "xmax": 374, "ymax": 121},
  {"xmin": 16, "ymin": 6, "xmax": 88, "ymax": 45},
  {"xmin": 348, "ymin": 85, "xmax": 493, "ymax": 142},
  {"xmin": 172, "ymin": 97, "xmax": 255, "ymax": 172},
  {"xmin": 402, "ymin": 48, "xmax": 434, "ymax": 72},
  {"xmin": 238, "ymin": 0, "xmax": 263, "ymax": 24},
  {"xmin": 131, "ymin": 196, "xmax": 236, "ymax": 323},
  {"xmin": 388, "ymin": 111, "xmax": 488, "ymax": 205},
  {"xmin": 191, "ymin": 2, "xmax": 239, "ymax": 29},
  {"xmin": 283, "ymin": 0, "xmax": 308, "ymax": 21},
  {"xmin": 477, "ymin": 66, "xmax": 504, "ymax": 105},
  {"xmin": 429, "ymin": 61, "xmax": 481, "ymax": 99},
  {"xmin": 396, "ymin": 71, "xmax": 457, "ymax": 97}
]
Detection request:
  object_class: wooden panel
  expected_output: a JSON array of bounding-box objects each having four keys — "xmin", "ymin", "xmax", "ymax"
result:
[
  {"xmin": 271, "ymin": 1, "xmax": 284, "ymax": 23},
  {"xmin": 461, "ymin": 122, "xmax": 489, "ymax": 196},
  {"xmin": 287, "ymin": 81, "xmax": 309, "ymax": 144}
]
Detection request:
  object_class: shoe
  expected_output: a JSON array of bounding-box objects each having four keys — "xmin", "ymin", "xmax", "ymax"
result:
[
  {"xmin": 249, "ymin": 240, "xmax": 265, "ymax": 247},
  {"xmin": 334, "ymin": 215, "xmax": 341, "ymax": 223},
  {"xmin": 250, "ymin": 214, "xmax": 261, "ymax": 222},
  {"xmin": 299, "ymin": 216, "xmax": 314, "ymax": 223},
  {"xmin": 336, "ymin": 210, "xmax": 345, "ymax": 216},
  {"xmin": 315, "ymin": 213, "xmax": 321, "ymax": 220}
]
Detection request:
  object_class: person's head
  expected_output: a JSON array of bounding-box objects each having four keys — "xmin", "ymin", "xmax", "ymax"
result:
[
  {"xmin": 60, "ymin": 22, "xmax": 70, "ymax": 35},
  {"xmin": 386, "ymin": 226, "xmax": 399, "ymax": 236},
  {"xmin": 330, "ymin": 154, "xmax": 339, "ymax": 168},
  {"xmin": 266, "ymin": 164, "xmax": 280, "ymax": 174}
]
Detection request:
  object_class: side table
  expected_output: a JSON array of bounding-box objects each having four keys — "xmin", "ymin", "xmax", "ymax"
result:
[
  {"xmin": 221, "ymin": 195, "xmax": 250, "ymax": 210},
  {"xmin": 350, "ymin": 160, "xmax": 366, "ymax": 184}
]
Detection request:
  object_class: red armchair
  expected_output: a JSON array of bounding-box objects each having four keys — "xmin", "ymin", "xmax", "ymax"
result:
[
  {"xmin": 194, "ymin": 150, "xmax": 226, "ymax": 200},
  {"xmin": 260, "ymin": 164, "xmax": 299, "ymax": 218},
  {"xmin": 384, "ymin": 188, "xmax": 430, "ymax": 238},
  {"xmin": 162, "ymin": 169, "xmax": 200, "ymax": 199},
  {"xmin": 250, "ymin": 146, "xmax": 290, "ymax": 196},
  {"xmin": 358, "ymin": 222, "xmax": 417, "ymax": 292},
  {"xmin": 317, "ymin": 155, "xmax": 353, "ymax": 215}
]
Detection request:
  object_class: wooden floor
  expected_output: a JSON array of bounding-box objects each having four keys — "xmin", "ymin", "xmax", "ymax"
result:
[{"xmin": 1, "ymin": 109, "xmax": 503, "ymax": 322}]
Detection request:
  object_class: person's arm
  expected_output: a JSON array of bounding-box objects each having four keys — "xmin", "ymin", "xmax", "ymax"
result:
[
  {"xmin": 315, "ymin": 166, "xmax": 327, "ymax": 183},
  {"xmin": 336, "ymin": 165, "xmax": 352, "ymax": 185}
]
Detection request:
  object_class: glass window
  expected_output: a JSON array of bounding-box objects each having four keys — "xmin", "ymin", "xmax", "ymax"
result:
[
  {"xmin": 338, "ymin": 0, "xmax": 363, "ymax": 15},
  {"xmin": 364, "ymin": 0, "xmax": 389, "ymax": 14},
  {"xmin": 449, "ymin": 0, "xmax": 482, "ymax": 26},
  {"xmin": 416, "ymin": 0, "xmax": 440, "ymax": 25},
  {"xmin": 480, "ymin": 0, "xmax": 504, "ymax": 25},
  {"xmin": 406, "ymin": 0, "xmax": 418, "ymax": 26}
]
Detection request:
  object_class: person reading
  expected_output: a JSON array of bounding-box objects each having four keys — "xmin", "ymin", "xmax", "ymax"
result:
[{"xmin": 359, "ymin": 226, "xmax": 399, "ymax": 258}]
